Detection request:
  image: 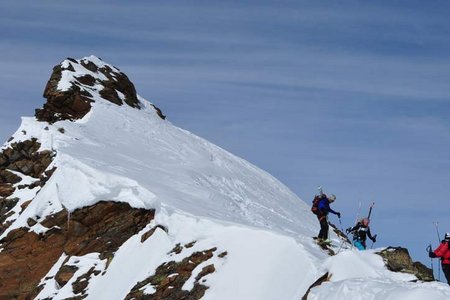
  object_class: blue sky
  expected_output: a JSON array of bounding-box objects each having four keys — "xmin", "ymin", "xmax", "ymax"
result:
[{"xmin": 1, "ymin": 0, "xmax": 450, "ymax": 273}]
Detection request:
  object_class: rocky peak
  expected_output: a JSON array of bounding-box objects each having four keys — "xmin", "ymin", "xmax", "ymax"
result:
[
  {"xmin": 35, "ymin": 56, "xmax": 146, "ymax": 123},
  {"xmin": 378, "ymin": 247, "xmax": 434, "ymax": 282}
]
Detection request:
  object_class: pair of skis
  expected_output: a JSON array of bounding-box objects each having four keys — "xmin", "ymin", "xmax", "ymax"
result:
[{"xmin": 355, "ymin": 201, "xmax": 375, "ymax": 222}]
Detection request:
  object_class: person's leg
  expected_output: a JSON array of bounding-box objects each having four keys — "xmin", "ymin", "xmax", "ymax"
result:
[
  {"xmin": 317, "ymin": 215, "xmax": 323, "ymax": 239},
  {"xmin": 442, "ymin": 264, "xmax": 450, "ymax": 285},
  {"xmin": 318, "ymin": 216, "xmax": 327, "ymax": 240},
  {"xmin": 353, "ymin": 240, "xmax": 366, "ymax": 250},
  {"xmin": 321, "ymin": 217, "xmax": 329, "ymax": 240}
]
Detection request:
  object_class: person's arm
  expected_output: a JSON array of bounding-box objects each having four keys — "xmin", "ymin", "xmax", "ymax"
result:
[
  {"xmin": 367, "ymin": 227, "xmax": 376, "ymax": 242},
  {"xmin": 328, "ymin": 205, "xmax": 340, "ymax": 217},
  {"xmin": 346, "ymin": 223, "xmax": 360, "ymax": 234},
  {"xmin": 434, "ymin": 243, "xmax": 446, "ymax": 257}
]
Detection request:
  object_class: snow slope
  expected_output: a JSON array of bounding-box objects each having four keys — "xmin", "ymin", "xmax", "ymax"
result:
[{"xmin": 2, "ymin": 56, "xmax": 450, "ymax": 299}]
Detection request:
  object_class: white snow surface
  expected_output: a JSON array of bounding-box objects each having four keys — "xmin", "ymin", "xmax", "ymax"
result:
[{"xmin": 3, "ymin": 56, "xmax": 450, "ymax": 299}]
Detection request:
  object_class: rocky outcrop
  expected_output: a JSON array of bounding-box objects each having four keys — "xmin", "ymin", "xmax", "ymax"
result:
[
  {"xmin": 0, "ymin": 138, "xmax": 55, "ymax": 234},
  {"xmin": 0, "ymin": 138, "xmax": 53, "ymax": 180},
  {"xmin": 302, "ymin": 273, "xmax": 331, "ymax": 300},
  {"xmin": 377, "ymin": 247, "xmax": 434, "ymax": 281},
  {"xmin": 126, "ymin": 246, "xmax": 219, "ymax": 300},
  {"xmin": 35, "ymin": 56, "xmax": 168, "ymax": 123},
  {"xmin": 0, "ymin": 201, "xmax": 155, "ymax": 299},
  {"xmin": 36, "ymin": 62, "xmax": 93, "ymax": 123}
]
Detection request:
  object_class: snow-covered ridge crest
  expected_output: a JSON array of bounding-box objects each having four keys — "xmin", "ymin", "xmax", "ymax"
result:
[{"xmin": 0, "ymin": 153, "xmax": 159, "ymax": 239}]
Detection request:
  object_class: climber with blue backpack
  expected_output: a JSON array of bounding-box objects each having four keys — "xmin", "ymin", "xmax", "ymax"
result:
[{"xmin": 311, "ymin": 193, "xmax": 341, "ymax": 243}]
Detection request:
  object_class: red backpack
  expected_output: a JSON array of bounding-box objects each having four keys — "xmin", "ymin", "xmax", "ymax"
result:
[{"xmin": 311, "ymin": 195, "xmax": 322, "ymax": 215}]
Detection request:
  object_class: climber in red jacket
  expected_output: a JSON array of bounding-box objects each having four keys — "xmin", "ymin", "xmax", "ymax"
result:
[{"xmin": 429, "ymin": 232, "xmax": 450, "ymax": 285}]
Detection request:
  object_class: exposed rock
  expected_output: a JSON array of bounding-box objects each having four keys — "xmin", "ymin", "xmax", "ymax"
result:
[
  {"xmin": 218, "ymin": 251, "xmax": 228, "ymax": 258},
  {"xmin": 302, "ymin": 272, "xmax": 331, "ymax": 300},
  {"xmin": 0, "ymin": 138, "xmax": 54, "ymax": 179},
  {"xmin": 141, "ymin": 225, "xmax": 167, "ymax": 243},
  {"xmin": 169, "ymin": 243, "xmax": 183, "ymax": 255},
  {"xmin": 97, "ymin": 64, "xmax": 141, "ymax": 109},
  {"xmin": 0, "ymin": 201, "xmax": 155, "ymax": 299},
  {"xmin": 413, "ymin": 262, "xmax": 435, "ymax": 282},
  {"xmin": 0, "ymin": 198, "xmax": 19, "ymax": 230},
  {"xmin": 27, "ymin": 217, "xmax": 37, "ymax": 227},
  {"xmin": 125, "ymin": 247, "xmax": 217, "ymax": 300},
  {"xmin": 36, "ymin": 63, "xmax": 93, "ymax": 123},
  {"xmin": 55, "ymin": 265, "xmax": 79, "ymax": 288},
  {"xmin": 151, "ymin": 104, "xmax": 166, "ymax": 120},
  {"xmin": 185, "ymin": 241, "xmax": 196, "ymax": 248},
  {"xmin": 34, "ymin": 57, "xmax": 150, "ymax": 123},
  {"xmin": 20, "ymin": 200, "xmax": 31, "ymax": 210},
  {"xmin": 0, "ymin": 183, "xmax": 15, "ymax": 198},
  {"xmin": 75, "ymin": 74, "xmax": 96, "ymax": 86},
  {"xmin": 195, "ymin": 264, "xmax": 215, "ymax": 281},
  {"xmin": 0, "ymin": 139, "xmax": 55, "ymax": 235},
  {"xmin": 377, "ymin": 247, "xmax": 434, "ymax": 282},
  {"xmin": 0, "ymin": 169, "xmax": 22, "ymax": 184},
  {"xmin": 72, "ymin": 267, "xmax": 101, "ymax": 296},
  {"xmin": 0, "ymin": 156, "xmax": 8, "ymax": 167}
]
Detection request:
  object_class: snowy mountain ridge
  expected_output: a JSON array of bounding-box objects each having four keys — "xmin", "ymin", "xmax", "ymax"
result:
[{"xmin": 0, "ymin": 56, "xmax": 449, "ymax": 299}]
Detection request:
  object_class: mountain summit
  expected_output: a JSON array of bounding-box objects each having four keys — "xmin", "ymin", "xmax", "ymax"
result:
[
  {"xmin": 35, "ymin": 55, "xmax": 164, "ymax": 123},
  {"xmin": 0, "ymin": 57, "xmax": 449, "ymax": 300}
]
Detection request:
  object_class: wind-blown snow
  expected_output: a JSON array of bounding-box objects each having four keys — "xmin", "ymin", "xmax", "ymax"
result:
[{"xmin": 3, "ymin": 56, "xmax": 450, "ymax": 299}]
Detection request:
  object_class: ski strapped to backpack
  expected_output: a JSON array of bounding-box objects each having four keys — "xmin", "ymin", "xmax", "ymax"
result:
[{"xmin": 367, "ymin": 202, "xmax": 375, "ymax": 220}]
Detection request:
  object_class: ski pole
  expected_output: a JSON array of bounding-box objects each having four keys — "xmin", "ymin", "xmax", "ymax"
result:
[
  {"xmin": 338, "ymin": 216, "xmax": 345, "ymax": 233},
  {"xmin": 351, "ymin": 201, "xmax": 361, "ymax": 251},
  {"xmin": 432, "ymin": 222, "xmax": 441, "ymax": 282},
  {"xmin": 426, "ymin": 244, "xmax": 435, "ymax": 280},
  {"xmin": 370, "ymin": 234, "xmax": 377, "ymax": 249},
  {"xmin": 336, "ymin": 216, "xmax": 347, "ymax": 253}
]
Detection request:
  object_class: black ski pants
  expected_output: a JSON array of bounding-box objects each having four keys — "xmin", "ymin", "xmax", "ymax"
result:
[
  {"xmin": 443, "ymin": 263, "xmax": 450, "ymax": 285},
  {"xmin": 317, "ymin": 215, "xmax": 328, "ymax": 240}
]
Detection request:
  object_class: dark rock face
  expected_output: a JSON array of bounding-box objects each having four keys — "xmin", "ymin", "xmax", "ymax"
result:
[
  {"xmin": 0, "ymin": 138, "xmax": 55, "ymax": 234},
  {"xmin": 152, "ymin": 104, "xmax": 166, "ymax": 120},
  {"xmin": 36, "ymin": 63, "xmax": 93, "ymax": 123},
  {"xmin": 35, "ymin": 57, "xmax": 151, "ymax": 123},
  {"xmin": 126, "ymin": 247, "xmax": 218, "ymax": 300},
  {"xmin": 0, "ymin": 138, "xmax": 54, "ymax": 179},
  {"xmin": 55, "ymin": 265, "xmax": 79, "ymax": 287},
  {"xmin": 0, "ymin": 201, "xmax": 155, "ymax": 299},
  {"xmin": 378, "ymin": 247, "xmax": 434, "ymax": 281},
  {"xmin": 35, "ymin": 56, "xmax": 167, "ymax": 123},
  {"xmin": 302, "ymin": 272, "xmax": 330, "ymax": 300}
]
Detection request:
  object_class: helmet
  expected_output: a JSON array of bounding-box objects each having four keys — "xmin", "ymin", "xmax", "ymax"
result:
[
  {"xmin": 329, "ymin": 194, "xmax": 336, "ymax": 201},
  {"xmin": 361, "ymin": 218, "xmax": 370, "ymax": 226},
  {"xmin": 445, "ymin": 233, "xmax": 450, "ymax": 241}
]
